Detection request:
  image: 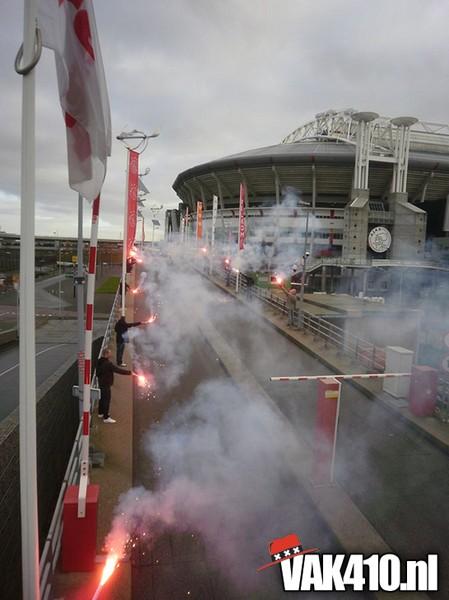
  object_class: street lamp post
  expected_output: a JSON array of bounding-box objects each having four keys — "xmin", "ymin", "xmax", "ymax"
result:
[
  {"xmin": 116, "ymin": 130, "xmax": 159, "ymax": 316},
  {"xmin": 53, "ymin": 231, "xmax": 63, "ymax": 319},
  {"xmin": 298, "ymin": 202, "xmax": 311, "ymax": 326},
  {"xmin": 152, "ymin": 218, "xmax": 160, "ymax": 246}
]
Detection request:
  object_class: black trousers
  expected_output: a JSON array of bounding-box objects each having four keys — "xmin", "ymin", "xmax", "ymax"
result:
[
  {"xmin": 116, "ymin": 342, "xmax": 125, "ymax": 364},
  {"xmin": 99, "ymin": 386, "xmax": 111, "ymax": 419}
]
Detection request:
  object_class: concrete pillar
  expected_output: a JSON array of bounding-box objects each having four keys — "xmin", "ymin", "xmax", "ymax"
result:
[
  {"xmin": 362, "ymin": 270, "xmax": 368, "ymax": 296},
  {"xmin": 321, "ymin": 266, "xmax": 327, "ymax": 292},
  {"xmin": 342, "ymin": 189, "xmax": 369, "ymax": 263},
  {"xmin": 389, "ymin": 192, "xmax": 427, "ymax": 260}
]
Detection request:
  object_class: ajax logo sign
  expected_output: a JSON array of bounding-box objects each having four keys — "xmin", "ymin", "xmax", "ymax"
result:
[{"xmin": 259, "ymin": 533, "xmax": 438, "ymax": 593}]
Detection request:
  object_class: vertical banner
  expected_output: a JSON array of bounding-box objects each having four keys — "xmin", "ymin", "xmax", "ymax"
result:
[
  {"xmin": 127, "ymin": 150, "xmax": 139, "ymax": 255},
  {"xmin": 185, "ymin": 206, "xmax": 189, "ymax": 241},
  {"xmin": 211, "ymin": 194, "xmax": 218, "ymax": 248},
  {"xmin": 238, "ymin": 182, "xmax": 246, "ymax": 250},
  {"xmin": 196, "ymin": 201, "xmax": 203, "ymax": 239}
]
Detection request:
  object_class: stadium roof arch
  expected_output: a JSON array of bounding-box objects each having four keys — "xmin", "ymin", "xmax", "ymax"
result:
[{"xmin": 173, "ymin": 109, "xmax": 449, "ymax": 211}]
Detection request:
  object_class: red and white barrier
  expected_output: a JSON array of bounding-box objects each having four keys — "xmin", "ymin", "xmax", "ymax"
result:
[
  {"xmin": 408, "ymin": 365, "xmax": 438, "ymax": 417},
  {"xmin": 271, "ymin": 370, "xmax": 412, "ymax": 486},
  {"xmin": 270, "ymin": 372, "xmax": 410, "ymax": 382},
  {"xmin": 78, "ymin": 195, "xmax": 100, "ymax": 518}
]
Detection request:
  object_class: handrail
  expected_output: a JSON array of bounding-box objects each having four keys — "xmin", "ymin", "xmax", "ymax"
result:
[
  {"xmin": 39, "ymin": 286, "xmax": 121, "ymax": 599},
  {"xmin": 214, "ymin": 263, "xmax": 385, "ymax": 373}
]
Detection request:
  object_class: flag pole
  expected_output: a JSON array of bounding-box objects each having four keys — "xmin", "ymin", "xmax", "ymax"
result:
[
  {"xmin": 121, "ymin": 148, "xmax": 129, "ymax": 317},
  {"xmin": 76, "ymin": 193, "xmax": 85, "ymax": 418},
  {"xmin": 78, "ymin": 195, "xmax": 100, "ymax": 517},
  {"xmin": 18, "ymin": 0, "xmax": 40, "ymax": 597}
]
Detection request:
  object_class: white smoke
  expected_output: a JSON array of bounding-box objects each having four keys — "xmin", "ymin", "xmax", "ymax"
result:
[{"xmin": 107, "ymin": 378, "xmax": 312, "ymax": 587}]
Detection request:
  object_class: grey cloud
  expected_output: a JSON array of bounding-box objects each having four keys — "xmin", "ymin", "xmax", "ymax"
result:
[{"xmin": 2, "ymin": 1, "xmax": 449, "ymax": 236}]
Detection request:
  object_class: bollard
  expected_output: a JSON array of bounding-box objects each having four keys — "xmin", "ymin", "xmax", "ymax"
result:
[
  {"xmin": 408, "ymin": 365, "xmax": 438, "ymax": 417},
  {"xmin": 312, "ymin": 377, "xmax": 341, "ymax": 485},
  {"xmin": 61, "ymin": 484, "xmax": 99, "ymax": 571}
]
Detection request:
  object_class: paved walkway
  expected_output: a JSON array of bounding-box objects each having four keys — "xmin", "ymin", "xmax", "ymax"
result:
[{"xmin": 210, "ymin": 274, "xmax": 449, "ymax": 454}]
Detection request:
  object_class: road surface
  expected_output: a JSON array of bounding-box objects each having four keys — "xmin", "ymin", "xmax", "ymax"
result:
[
  {"xmin": 0, "ymin": 319, "xmax": 106, "ymax": 422},
  {"xmin": 0, "ymin": 341, "xmax": 77, "ymax": 421}
]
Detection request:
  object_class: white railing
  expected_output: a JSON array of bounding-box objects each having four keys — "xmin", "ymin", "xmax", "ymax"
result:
[{"xmin": 39, "ymin": 286, "xmax": 121, "ymax": 600}]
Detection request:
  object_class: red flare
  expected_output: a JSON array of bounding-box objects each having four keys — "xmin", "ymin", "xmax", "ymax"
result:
[
  {"xmin": 137, "ymin": 374, "xmax": 147, "ymax": 387},
  {"xmin": 100, "ymin": 553, "xmax": 119, "ymax": 586}
]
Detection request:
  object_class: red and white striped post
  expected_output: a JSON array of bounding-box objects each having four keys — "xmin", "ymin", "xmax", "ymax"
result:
[
  {"xmin": 78, "ymin": 195, "xmax": 100, "ymax": 517},
  {"xmin": 313, "ymin": 377, "xmax": 341, "ymax": 485}
]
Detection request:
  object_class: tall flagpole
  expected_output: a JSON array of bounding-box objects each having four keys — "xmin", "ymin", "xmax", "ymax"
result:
[
  {"xmin": 78, "ymin": 195, "xmax": 100, "ymax": 517},
  {"xmin": 18, "ymin": 0, "xmax": 40, "ymax": 597},
  {"xmin": 76, "ymin": 193, "xmax": 85, "ymax": 418}
]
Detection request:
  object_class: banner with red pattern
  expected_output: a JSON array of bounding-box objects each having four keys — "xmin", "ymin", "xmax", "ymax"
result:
[
  {"xmin": 127, "ymin": 150, "xmax": 139, "ymax": 255},
  {"xmin": 238, "ymin": 183, "xmax": 246, "ymax": 250}
]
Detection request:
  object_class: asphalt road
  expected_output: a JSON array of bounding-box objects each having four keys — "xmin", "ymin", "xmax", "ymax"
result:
[
  {"xmin": 130, "ymin": 279, "xmax": 373, "ymax": 599},
  {"xmin": 0, "ymin": 341, "xmax": 78, "ymax": 421},
  {"xmin": 212, "ymin": 290, "xmax": 449, "ymax": 599}
]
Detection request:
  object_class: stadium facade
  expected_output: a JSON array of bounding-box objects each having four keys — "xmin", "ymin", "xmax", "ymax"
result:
[{"xmin": 170, "ymin": 109, "xmax": 449, "ymax": 293}]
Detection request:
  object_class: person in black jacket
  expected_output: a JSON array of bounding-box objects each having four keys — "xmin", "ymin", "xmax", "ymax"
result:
[
  {"xmin": 96, "ymin": 348, "xmax": 131, "ymax": 423},
  {"xmin": 114, "ymin": 316, "xmax": 142, "ymax": 366}
]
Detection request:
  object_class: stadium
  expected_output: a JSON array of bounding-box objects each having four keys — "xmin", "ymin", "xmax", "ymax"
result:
[{"xmin": 170, "ymin": 109, "xmax": 449, "ymax": 296}]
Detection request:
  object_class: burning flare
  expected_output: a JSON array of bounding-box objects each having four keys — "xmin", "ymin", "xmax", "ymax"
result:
[
  {"xmin": 92, "ymin": 553, "xmax": 119, "ymax": 599},
  {"xmin": 132, "ymin": 288, "xmax": 140, "ymax": 295},
  {"xmin": 146, "ymin": 315, "xmax": 156, "ymax": 324},
  {"xmin": 133, "ymin": 373, "xmax": 148, "ymax": 388},
  {"xmin": 100, "ymin": 553, "xmax": 119, "ymax": 586},
  {"xmin": 276, "ymin": 276, "xmax": 283, "ymax": 285}
]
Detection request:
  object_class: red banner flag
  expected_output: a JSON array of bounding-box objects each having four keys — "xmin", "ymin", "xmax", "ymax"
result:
[
  {"xmin": 127, "ymin": 150, "xmax": 139, "ymax": 255},
  {"xmin": 238, "ymin": 183, "xmax": 246, "ymax": 250},
  {"xmin": 38, "ymin": 0, "xmax": 111, "ymax": 201},
  {"xmin": 196, "ymin": 201, "xmax": 203, "ymax": 239}
]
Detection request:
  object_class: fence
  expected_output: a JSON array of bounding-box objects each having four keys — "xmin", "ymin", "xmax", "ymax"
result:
[
  {"xmin": 214, "ymin": 263, "xmax": 386, "ymax": 373},
  {"xmin": 39, "ymin": 287, "xmax": 121, "ymax": 600}
]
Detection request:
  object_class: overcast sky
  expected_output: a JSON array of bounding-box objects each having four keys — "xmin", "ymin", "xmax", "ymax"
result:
[{"xmin": 2, "ymin": 0, "xmax": 449, "ymax": 239}]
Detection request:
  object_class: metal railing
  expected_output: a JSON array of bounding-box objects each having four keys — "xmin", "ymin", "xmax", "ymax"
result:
[
  {"xmin": 39, "ymin": 287, "xmax": 121, "ymax": 600},
  {"xmin": 212, "ymin": 263, "xmax": 385, "ymax": 373}
]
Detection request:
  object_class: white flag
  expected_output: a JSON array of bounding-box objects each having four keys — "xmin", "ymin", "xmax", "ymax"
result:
[{"xmin": 38, "ymin": 0, "xmax": 111, "ymax": 201}]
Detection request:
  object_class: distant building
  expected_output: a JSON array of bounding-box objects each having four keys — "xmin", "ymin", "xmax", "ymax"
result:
[{"xmin": 0, "ymin": 232, "xmax": 123, "ymax": 273}]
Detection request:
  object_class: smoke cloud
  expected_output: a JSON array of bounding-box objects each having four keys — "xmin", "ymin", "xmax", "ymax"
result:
[
  {"xmin": 107, "ymin": 378, "xmax": 318, "ymax": 587},
  {"xmin": 106, "ymin": 249, "xmax": 326, "ymax": 592}
]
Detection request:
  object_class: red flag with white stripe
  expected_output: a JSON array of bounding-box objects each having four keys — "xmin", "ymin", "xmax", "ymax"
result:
[
  {"xmin": 238, "ymin": 182, "xmax": 246, "ymax": 250},
  {"xmin": 38, "ymin": 0, "xmax": 111, "ymax": 201},
  {"xmin": 127, "ymin": 150, "xmax": 139, "ymax": 255}
]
